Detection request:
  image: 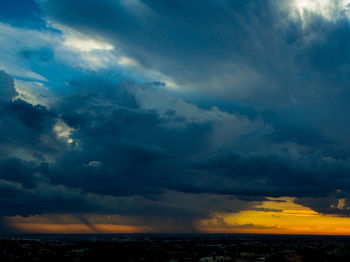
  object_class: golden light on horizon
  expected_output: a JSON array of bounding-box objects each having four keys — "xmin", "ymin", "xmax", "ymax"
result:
[
  {"xmin": 8, "ymin": 197, "xmax": 350, "ymax": 235},
  {"xmin": 11, "ymin": 223, "xmax": 153, "ymax": 234},
  {"xmin": 197, "ymin": 197, "xmax": 350, "ymax": 235}
]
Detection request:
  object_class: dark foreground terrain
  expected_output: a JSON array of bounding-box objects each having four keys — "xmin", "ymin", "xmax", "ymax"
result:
[{"xmin": 0, "ymin": 234, "xmax": 350, "ymax": 261}]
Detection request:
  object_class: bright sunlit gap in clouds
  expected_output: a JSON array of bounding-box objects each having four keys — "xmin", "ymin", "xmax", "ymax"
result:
[
  {"xmin": 59, "ymin": 25, "xmax": 114, "ymax": 52},
  {"xmin": 288, "ymin": 0, "xmax": 350, "ymax": 21}
]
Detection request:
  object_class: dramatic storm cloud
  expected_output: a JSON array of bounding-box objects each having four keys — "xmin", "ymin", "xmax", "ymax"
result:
[{"xmin": 3, "ymin": 0, "xmax": 350, "ymax": 233}]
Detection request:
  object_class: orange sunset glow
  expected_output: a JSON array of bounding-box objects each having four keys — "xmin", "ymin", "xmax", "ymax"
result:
[
  {"xmin": 10, "ymin": 223, "xmax": 153, "ymax": 234},
  {"xmin": 7, "ymin": 197, "xmax": 350, "ymax": 235},
  {"xmin": 198, "ymin": 197, "xmax": 350, "ymax": 235}
]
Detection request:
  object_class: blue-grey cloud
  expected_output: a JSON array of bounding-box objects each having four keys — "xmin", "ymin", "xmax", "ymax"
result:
[
  {"xmin": 4, "ymin": 0, "xmax": 350, "ymax": 229},
  {"xmin": 0, "ymin": 69, "xmax": 348, "ymax": 219}
]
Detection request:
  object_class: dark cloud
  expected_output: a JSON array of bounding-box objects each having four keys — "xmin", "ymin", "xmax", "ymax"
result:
[
  {"xmin": 294, "ymin": 196, "xmax": 350, "ymax": 216},
  {"xmin": 50, "ymin": 82, "xmax": 213, "ymax": 197},
  {"xmin": 39, "ymin": 0, "xmax": 347, "ymax": 103},
  {"xmin": 0, "ymin": 70, "xmax": 259, "ymax": 231},
  {"xmin": 4, "ymin": 99, "xmax": 56, "ymax": 132},
  {"xmin": 0, "ymin": 158, "xmax": 43, "ymax": 189},
  {"xmin": 0, "ymin": 72, "xmax": 60, "ymax": 158},
  {"xmin": 0, "ymin": 70, "xmax": 17, "ymax": 103},
  {"xmin": 2, "ymin": 67, "xmax": 350, "ymax": 226},
  {"xmin": 37, "ymin": 0, "xmax": 350, "ymax": 154},
  {"xmin": 40, "ymin": 0, "xmax": 284, "ymax": 100},
  {"xmin": 34, "ymin": 76, "xmax": 350, "ymax": 216},
  {"xmin": 4, "ymin": 0, "xmax": 350, "ymax": 231}
]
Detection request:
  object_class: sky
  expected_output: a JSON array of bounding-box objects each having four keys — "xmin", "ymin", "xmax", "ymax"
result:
[{"xmin": 2, "ymin": 0, "xmax": 350, "ymax": 235}]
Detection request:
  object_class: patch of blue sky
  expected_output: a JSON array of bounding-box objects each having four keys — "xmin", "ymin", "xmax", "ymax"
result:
[{"xmin": 0, "ymin": 0, "xmax": 45, "ymax": 28}]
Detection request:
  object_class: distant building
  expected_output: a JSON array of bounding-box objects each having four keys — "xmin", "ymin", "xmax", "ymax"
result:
[
  {"xmin": 237, "ymin": 252, "xmax": 266, "ymax": 262},
  {"xmin": 285, "ymin": 252, "xmax": 302, "ymax": 262},
  {"xmin": 199, "ymin": 256, "xmax": 230, "ymax": 262}
]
